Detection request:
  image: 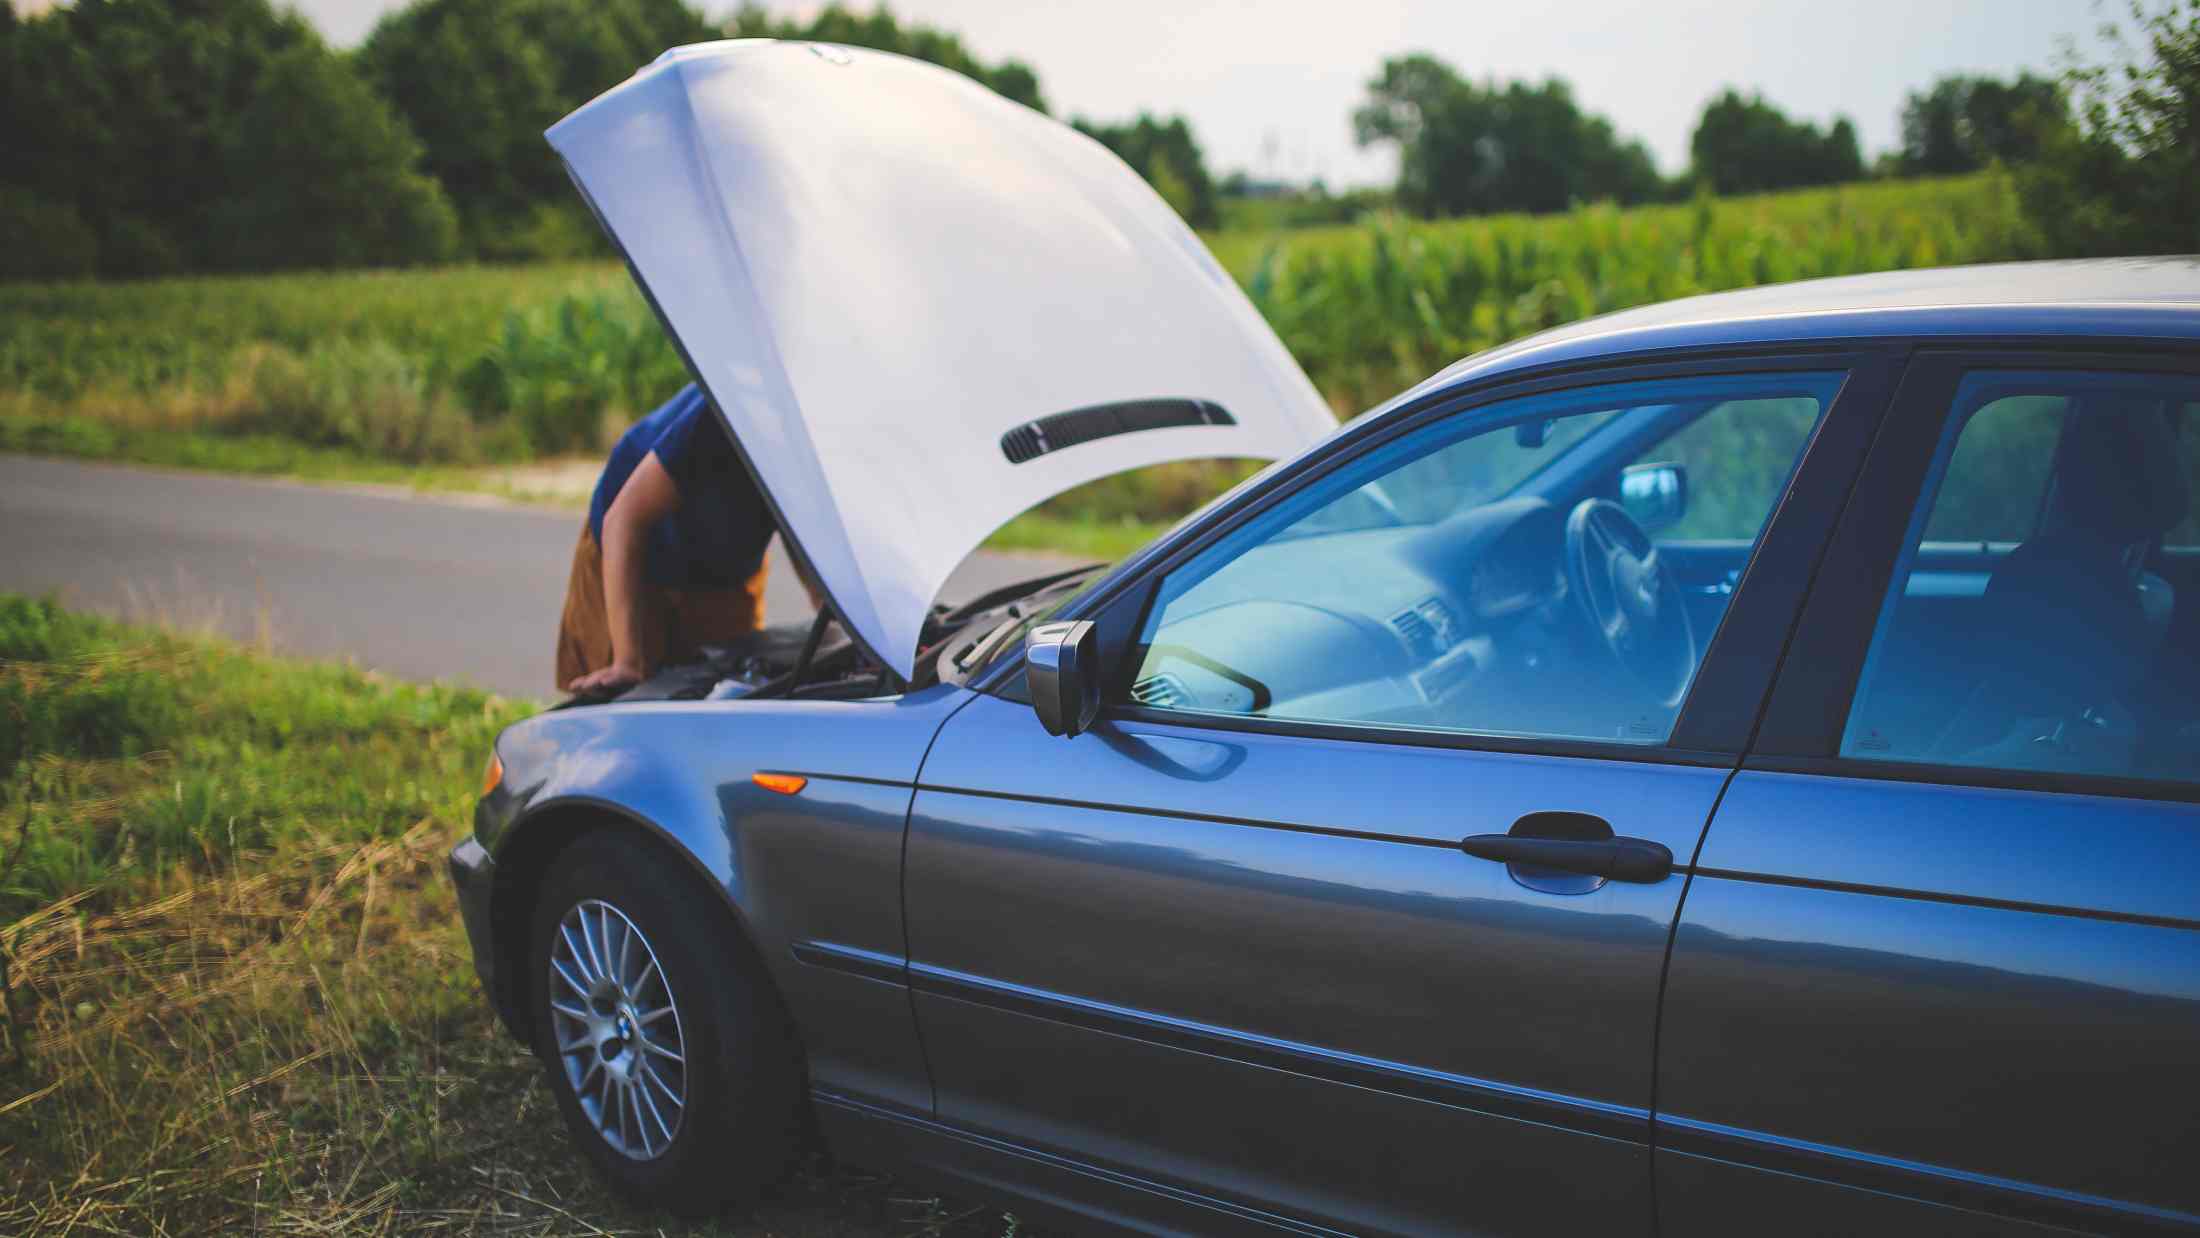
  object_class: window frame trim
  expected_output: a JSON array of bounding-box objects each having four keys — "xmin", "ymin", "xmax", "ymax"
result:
[
  {"xmin": 1751, "ymin": 342, "xmax": 2200, "ymax": 803},
  {"xmin": 989, "ymin": 344, "xmax": 1906, "ymax": 762}
]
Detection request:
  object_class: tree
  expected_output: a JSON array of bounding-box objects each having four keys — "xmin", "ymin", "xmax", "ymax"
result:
[
  {"xmin": 359, "ymin": 1, "xmax": 1059, "ymax": 257},
  {"xmin": 1074, "ymin": 115, "xmax": 1220, "ymax": 227},
  {"xmin": 1, "ymin": 0, "xmax": 313, "ymax": 276},
  {"xmin": 209, "ymin": 43, "xmax": 458, "ymax": 270},
  {"xmin": 2018, "ymin": 0, "xmax": 2200, "ymax": 256},
  {"xmin": 1688, "ymin": 90, "xmax": 1863, "ymax": 194},
  {"xmin": 0, "ymin": 0, "xmax": 454, "ymax": 278},
  {"xmin": 1897, "ymin": 73, "xmax": 2067, "ymax": 175},
  {"xmin": 358, "ymin": 0, "xmax": 716, "ymax": 258},
  {"xmin": 1352, "ymin": 54, "xmax": 1665, "ymax": 217},
  {"xmin": 0, "ymin": 189, "xmax": 100, "ymax": 283},
  {"xmin": 727, "ymin": 4, "xmax": 1048, "ymax": 113}
]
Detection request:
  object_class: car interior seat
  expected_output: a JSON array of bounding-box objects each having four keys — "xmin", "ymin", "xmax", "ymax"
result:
[{"xmin": 1930, "ymin": 399, "xmax": 2190, "ymax": 772}]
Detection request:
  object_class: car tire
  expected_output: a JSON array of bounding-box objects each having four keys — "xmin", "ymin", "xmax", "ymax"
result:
[{"xmin": 527, "ymin": 831, "xmax": 802, "ymax": 1216}]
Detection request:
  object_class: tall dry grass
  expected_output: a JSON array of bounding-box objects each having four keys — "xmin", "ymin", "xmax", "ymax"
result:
[{"xmin": 0, "ymin": 597, "xmax": 1035, "ymax": 1235}]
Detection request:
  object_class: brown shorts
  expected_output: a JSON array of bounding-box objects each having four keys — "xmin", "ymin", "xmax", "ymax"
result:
[{"xmin": 554, "ymin": 525, "xmax": 770, "ymax": 691}]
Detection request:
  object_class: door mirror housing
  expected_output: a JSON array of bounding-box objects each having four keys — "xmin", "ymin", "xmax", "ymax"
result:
[
  {"xmin": 1618, "ymin": 461, "xmax": 1688, "ymax": 532},
  {"xmin": 1026, "ymin": 620, "xmax": 1101, "ymax": 738}
]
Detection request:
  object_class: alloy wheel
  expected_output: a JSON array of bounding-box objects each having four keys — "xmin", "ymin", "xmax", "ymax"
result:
[{"xmin": 546, "ymin": 898, "xmax": 689, "ymax": 1160}]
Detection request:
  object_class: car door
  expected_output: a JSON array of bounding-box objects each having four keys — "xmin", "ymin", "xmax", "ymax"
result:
[
  {"xmin": 1658, "ymin": 352, "xmax": 2200, "ymax": 1236},
  {"xmin": 894, "ymin": 357, "xmax": 1897, "ymax": 1235}
]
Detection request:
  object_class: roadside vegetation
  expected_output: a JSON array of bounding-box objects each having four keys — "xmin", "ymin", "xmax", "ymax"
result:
[
  {"xmin": 1, "ymin": 172, "xmax": 2035, "ymax": 556},
  {"xmin": 0, "ymin": 595, "xmax": 1032, "ymax": 1236}
]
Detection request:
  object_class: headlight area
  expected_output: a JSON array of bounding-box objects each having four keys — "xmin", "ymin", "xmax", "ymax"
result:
[{"xmin": 470, "ymin": 744, "xmax": 522, "ymax": 854}]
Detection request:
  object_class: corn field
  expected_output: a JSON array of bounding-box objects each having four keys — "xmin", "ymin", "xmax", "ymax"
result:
[
  {"xmin": 1214, "ymin": 173, "xmax": 2038, "ymax": 411},
  {"xmin": 0, "ymin": 173, "xmax": 2038, "ymax": 467}
]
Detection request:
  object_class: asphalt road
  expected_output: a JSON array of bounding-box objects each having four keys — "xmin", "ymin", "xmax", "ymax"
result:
[{"xmin": 0, "ymin": 454, "xmax": 1077, "ymax": 699}]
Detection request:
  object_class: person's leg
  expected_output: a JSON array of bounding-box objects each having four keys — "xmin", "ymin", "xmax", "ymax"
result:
[
  {"xmin": 554, "ymin": 527, "xmax": 612, "ymax": 691},
  {"xmin": 664, "ymin": 559, "xmax": 771, "ymax": 664},
  {"xmin": 556, "ymin": 526, "xmax": 679, "ymax": 689}
]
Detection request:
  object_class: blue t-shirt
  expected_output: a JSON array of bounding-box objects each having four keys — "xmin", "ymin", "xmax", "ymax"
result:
[{"xmin": 588, "ymin": 385, "xmax": 776, "ymax": 589}]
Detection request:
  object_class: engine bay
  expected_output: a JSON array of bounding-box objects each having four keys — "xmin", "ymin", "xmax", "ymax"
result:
[{"xmin": 565, "ymin": 565, "xmax": 1108, "ymax": 709}]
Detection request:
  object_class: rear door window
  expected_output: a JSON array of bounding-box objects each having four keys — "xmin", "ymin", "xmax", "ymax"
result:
[
  {"xmin": 2167, "ymin": 402, "xmax": 2200, "ymax": 549},
  {"xmin": 1918, "ymin": 394, "xmax": 2062, "ymax": 545},
  {"xmin": 1840, "ymin": 370, "xmax": 2199, "ymax": 784}
]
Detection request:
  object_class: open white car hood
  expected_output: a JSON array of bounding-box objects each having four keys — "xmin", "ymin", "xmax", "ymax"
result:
[{"xmin": 549, "ymin": 40, "xmax": 1334, "ymax": 678}]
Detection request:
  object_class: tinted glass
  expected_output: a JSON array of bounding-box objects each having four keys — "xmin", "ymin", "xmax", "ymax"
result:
[
  {"xmin": 1921, "ymin": 395, "xmax": 2061, "ymax": 544},
  {"xmin": 2169, "ymin": 401, "xmax": 2200, "ymax": 549},
  {"xmin": 1128, "ymin": 373, "xmax": 1841, "ymax": 745},
  {"xmin": 1842, "ymin": 370, "xmax": 2200, "ymax": 784},
  {"xmin": 1656, "ymin": 396, "xmax": 1821, "ymax": 540}
]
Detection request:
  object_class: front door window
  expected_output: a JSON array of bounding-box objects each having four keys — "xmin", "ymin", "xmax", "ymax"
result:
[{"xmin": 1127, "ymin": 373, "xmax": 1843, "ymax": 745}]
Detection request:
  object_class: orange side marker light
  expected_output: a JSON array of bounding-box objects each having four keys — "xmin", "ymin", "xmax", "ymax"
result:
[{"xmin": 753, "ymin": 772, "xmax": 808, "ymax": 796}]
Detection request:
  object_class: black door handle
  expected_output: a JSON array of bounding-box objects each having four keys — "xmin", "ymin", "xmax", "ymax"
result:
[{"xmin": 1459, "ymin": 834, "xmax": 1674, "ymax": 884}]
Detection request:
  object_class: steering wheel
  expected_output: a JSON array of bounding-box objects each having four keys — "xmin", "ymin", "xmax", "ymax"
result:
[{"xmin": 1564, "ymin": 499, "xmax": 1697, "ymax": 708}]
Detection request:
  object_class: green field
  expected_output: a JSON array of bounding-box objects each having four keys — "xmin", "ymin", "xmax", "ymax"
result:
[
  {"xmin": 1207, "ymin": 172, "xmax": 2034, "ymax": 410},
  {"xmin": 0, "ymin": 596, "xmax": 1032, "ymax": 1236},
  {"xmin": 0, "ymin": 172, "xmax": 2039, "ymax": 551}
]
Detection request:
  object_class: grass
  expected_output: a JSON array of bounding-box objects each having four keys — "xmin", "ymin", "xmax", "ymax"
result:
[
  {"xmin": 979, "ymin": 511, "xmax": 1170, "ymax": 560},
  {"xmin": 0, "ymin": 262, "xmax": 632, "ymax": 406},
  {"xmin": 0, "ymin": 413, "xmax": 625, "ymax": 515},
  {"xmin": 0, "ymin": 413, "xmax": 501, "ymax": 493},
  {"xmin": 1210, "ymin": 173, "xmax": 2040, "ymax": 411},
  {"xmin": 0, "ymin": 172, "xmax": 2043, "ymax": 544},
  {"xmin": 0, "ymin": 596, "xmax": 1035, "ymax": 1236}
]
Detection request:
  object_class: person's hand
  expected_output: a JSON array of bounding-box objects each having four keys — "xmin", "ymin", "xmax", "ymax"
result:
[{"xmin": 567, "ymin": 660, "xmax": 645, "ymax": 696}]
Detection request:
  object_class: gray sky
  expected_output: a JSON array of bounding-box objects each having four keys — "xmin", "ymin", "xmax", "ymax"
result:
[{"xmin": 294, "ymin": 0, "xmax": 2111, "ymax": 187}]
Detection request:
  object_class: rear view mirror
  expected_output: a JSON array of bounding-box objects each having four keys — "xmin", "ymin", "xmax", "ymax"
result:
[
  {"xmin": 1618, "ymin": 462, "xmax": 1688, "ymax": 532},
  {"xmin": 1026, "ymin": 620, "xmax": 1101, "ymax": 738}
]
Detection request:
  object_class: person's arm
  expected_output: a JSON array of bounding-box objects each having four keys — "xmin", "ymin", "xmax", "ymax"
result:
[{"xmin": 567, "ymin": 451, "xmax": 681, "ymax": 694}]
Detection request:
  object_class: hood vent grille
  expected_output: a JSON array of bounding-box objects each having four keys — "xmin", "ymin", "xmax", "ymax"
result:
[
  {"xmin": 1129, "ymin": 673, "xmax": 1190, "ymax": 710},
  {"xmin": 1002, "ymin": 399, "xmax": 1236, "ymax": 464}
]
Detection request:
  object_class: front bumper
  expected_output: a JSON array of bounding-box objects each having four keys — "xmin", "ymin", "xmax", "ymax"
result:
[{"xmin": 447, "ymin": 836, "xmax": 498, "ymax": 998}]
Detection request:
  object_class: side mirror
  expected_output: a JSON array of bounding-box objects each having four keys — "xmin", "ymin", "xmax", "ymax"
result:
[
  {"xmin": 1618, "ymin": 461, "xmax": 1688, "ymax": 532},
  {"xmin": 1026, "ymin": 620, "xmax": 1101, "ymax": 738}
]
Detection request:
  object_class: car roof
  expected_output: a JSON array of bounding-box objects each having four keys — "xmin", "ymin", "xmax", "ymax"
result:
[{"xmin": 1389, "ymin": 257, "xmax": 2200, "ymax": 415}]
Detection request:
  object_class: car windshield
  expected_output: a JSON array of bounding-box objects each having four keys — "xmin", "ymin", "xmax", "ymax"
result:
[{"xmin": 962, "ymin": 567, "xmax": 1114, "ymax": 674}]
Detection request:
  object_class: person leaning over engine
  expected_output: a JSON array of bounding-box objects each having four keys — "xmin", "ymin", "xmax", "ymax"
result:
[{"xmin": 557, "ymin": 383, "xmax": 819, "ymax": 695}]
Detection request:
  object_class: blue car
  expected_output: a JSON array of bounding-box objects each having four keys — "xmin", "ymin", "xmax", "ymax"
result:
[{"xmin": 453, "ymin": 43, "xmax": 2200, "ymax": 1236}]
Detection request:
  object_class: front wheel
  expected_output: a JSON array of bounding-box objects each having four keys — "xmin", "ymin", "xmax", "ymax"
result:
[{"xmin": 527, "ymin": 832, "xmax": 802, "ymax": 1215}]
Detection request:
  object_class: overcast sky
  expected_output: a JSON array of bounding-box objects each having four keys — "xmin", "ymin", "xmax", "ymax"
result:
[{"xmin": 294, "ymin": 0, "xmax": 2111, "ymax": 187}]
